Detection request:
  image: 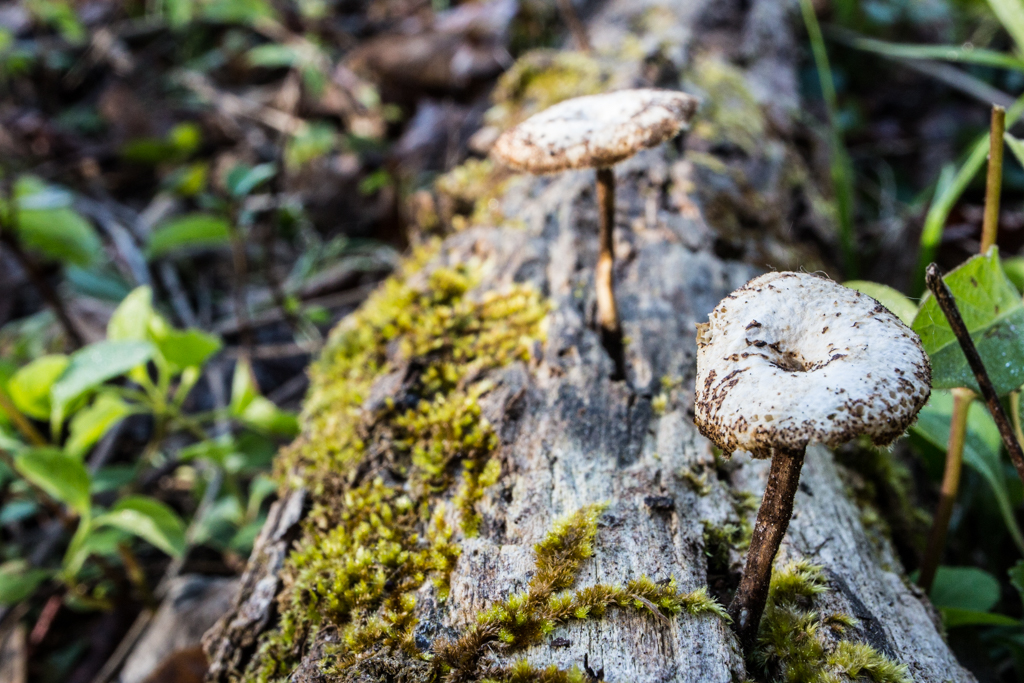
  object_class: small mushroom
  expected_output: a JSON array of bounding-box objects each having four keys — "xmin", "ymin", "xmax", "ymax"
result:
[
  {"xmin": 491, "ymin": 88, "xmax": 698, "ymax": 378},
  {"xmin": 693, "ymin": 272, "xmax": 931, "ymax": 650}
]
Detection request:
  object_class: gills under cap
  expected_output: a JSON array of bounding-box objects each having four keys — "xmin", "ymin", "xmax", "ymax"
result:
[
  {"xmin": 491, "ymin": 88, "xmax": 698, "ymax": 174},
  {"xmin": 694, "ymin": 272, "xmax": 931, "ymax": 458}
]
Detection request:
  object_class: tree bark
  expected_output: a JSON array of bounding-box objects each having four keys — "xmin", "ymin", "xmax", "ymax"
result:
[{"xmin": 204, "ymin": 0, "xmax": 975, "ymax": 681}]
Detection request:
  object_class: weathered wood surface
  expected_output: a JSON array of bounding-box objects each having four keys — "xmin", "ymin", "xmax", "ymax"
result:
[{"xmin": 204, "ymin": 0, "xmax": 975, "ymax": 680}]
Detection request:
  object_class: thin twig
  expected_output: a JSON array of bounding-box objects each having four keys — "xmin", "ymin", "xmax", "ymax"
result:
[
  {"xmin": 925, "ymin": 263, "xmax": 1024, "ymax": 484},
  {"xmin": 980, "ymin": 105, "xmax": 1006, "ymax": 253}
]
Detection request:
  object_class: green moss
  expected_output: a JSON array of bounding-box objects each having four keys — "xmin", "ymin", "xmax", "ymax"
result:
[
  {"xmin": 484, "ymin": 49, "xmax": 609, "ymax": 131},
  {"xmin": 482, "ymin": 660, "xmax": 587, "ymax": 683},
  {"xmin": 246, "ymin": 245, "xmax": 550, "ymax": 682},
  {"xmin": 688, "ymin": 57, "xmax": 766, "ymax": 155},
  {"xmin": 434, "ymin": 159, "xmax": 513, "ymax": 232},
  {"xmin": 434, "ymin": 505, "xmax": 727, "ymax": 681},
  {"xmin": 753, "ymin": 560, "xmax": 910, "ymax": 683}
]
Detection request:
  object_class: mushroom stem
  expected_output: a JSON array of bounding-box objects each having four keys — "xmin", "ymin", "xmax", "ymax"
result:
[
  {"xmin": 729, "ymin": 446, "xmax": 806, "ymax": 652},
  {"xmin": 595, "ymin": 167, "xmax": 625, "ymax": 380}
]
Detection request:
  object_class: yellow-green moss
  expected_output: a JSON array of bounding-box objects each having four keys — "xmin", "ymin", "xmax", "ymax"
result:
[
  {"xmin": 433, "ymin": 505, "xmax": 727, "ymax": 681},
  {"xmin": 753, "ymin": 560, "xmax": 910, "ymax": 683},
  {"xmin": 434, "ymin": 159, "xmax": 512, "ymax": 232},
  {"xmin": 688, "ymin": 57, "xmax": 766, "ymax": 155},
  {"xmin": 247, "ymin": 245, "xmax": 550, "ymax": 682},
  {"xmin": 484, "ymin": 49, "xmax": 609, "ymax": 131}
]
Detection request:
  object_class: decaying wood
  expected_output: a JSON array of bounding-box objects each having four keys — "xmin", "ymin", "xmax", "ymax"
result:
[{"xmin": 203, "ymin": 0, "xmax": 975, "ymax": 680}]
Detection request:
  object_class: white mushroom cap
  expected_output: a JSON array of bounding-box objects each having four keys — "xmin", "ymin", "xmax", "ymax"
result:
[
  {"xmin": 694, "ymin": 272, "xmax": 931, "ymax": 458},
  {"xmin": 490, "ymin": 88, "xmax": 698, "ymax": 174}
]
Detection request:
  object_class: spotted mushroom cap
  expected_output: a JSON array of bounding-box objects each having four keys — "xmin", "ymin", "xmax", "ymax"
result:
[
  {"xmin": 694, "ymin": 272, "xmax": 931, "ymax": 458},
  {"xmin": 490, "ymin": 88, "xmax": 698, "ymax": 174}
]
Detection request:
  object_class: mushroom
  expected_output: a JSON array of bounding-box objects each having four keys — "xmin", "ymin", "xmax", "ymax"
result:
[
  {"xmin": 693, "ymin": 271, "xmax": 931, "ymax": 650},
  {"xmin": 491, "ymin": 88, "xmax": 698, "ymax": 378}
]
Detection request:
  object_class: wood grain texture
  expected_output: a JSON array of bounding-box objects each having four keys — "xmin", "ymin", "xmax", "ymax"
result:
[{"xmin": 203, "ymin": 0, "xmax": 975, "ymax": 680}]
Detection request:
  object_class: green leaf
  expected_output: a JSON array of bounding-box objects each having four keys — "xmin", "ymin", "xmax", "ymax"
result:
[
  {"xmin": 931, "ymin": 566, "xmax": 1001, "ymax": 612},
  {"xmin": 941, "ymin": 607, "xmax": 1019, "ymax": 628},
  {"xmin": 13, "ymin": 178, "xmax": 102, "ymax": 266},
  {"xmin": 827, "ymin": 26, "xmax": 1024, "ymax": 70},
  {"xmin": 94, "ymin": 495, "xmax": 186, "ymax": 558},
  {"xmin": 192, "ymin": 495, "xmax": 244, "ymax": 548},
  {"xmin": 986, "ymin": 0, "xmax": 1024, "ymax": 55},
  {"xmin": 225, "ymin": 162, "xmax": 277, "ymax": 198},
  {"xmin": 152, "ymin": 327, "xmax": 221, "ymax": 372},
  {"xmin": 1007, "ymin": 133, "xmax": 1024, "ymax": 170},
  {"xmin": 246, "ymin": 44, "xmax": 302, "ymax": 68},
  {"xmin": 0, "ymin": 500, "xmax": 38, "ymax": 524},
  {"xmin": 912, "ymin": 248, "xmax": 1024, "ymax": 395},
  {"xmin": 50, "ymin": 341, "xmax": 155, "ymax": 428},
  {"xmin": 1009, "ymin": 560, "xmax": 1024, "ymax": 604},
  {"xmin": 65, "ymin": 393, "xmax": 134, "ymax": 460},
  {"xmin": 107, "ymin": 286, "xmax": 155, "ymax": 342},
  {"xmin": 146, "ymin": 214, "xmax": 231, "ymax": 259},
  {"xmin": 843, "ymin": 280, "xmax": 918, "ymax": 325},
  {"xmin": 8, "ymin": 354, "xmax": 69, "ymax": 420},
  {"xmin": 1003, "ymin": 257, "xmax": 1024, "ymax": 294},
  {"xmin": 910, "ymin": 390, "xmax": 1024, "ymax": 554},
  {"xmin": 198, "ymin": 0, "xmax": 276, "ymax": 24},
  {"xmin": 230, "ymin": 357, "xmax": 259, "ymax": 415},
  {"xmin": 0, "ymin": 561, "xmax": 50, "ymax": 605},
  {"xmin": 240, "ymin": 397, "xmax": 299, "ymax": 437},
  {"xmin": 14, "ymin": 448, "xmax": 90, "ymax": 515}
]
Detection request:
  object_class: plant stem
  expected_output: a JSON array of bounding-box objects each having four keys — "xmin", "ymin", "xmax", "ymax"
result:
[
  {"xmin": 980, "ymin": 105, "xmax": 1006, "ymax": 253},
  {"xmin": 728, "ymin": 446, "xmax": 806, "ymax": 653},
  {"xmin": 918, "ymin": 387, "xmax": 973, "ymax": 593},
  {"xmin": 925, "ymin": 263, "xmax": 1024, "ymax": 485},
  {"xmin": 0, "ymin": 388, "xmax": 47, "ymax": 446},
  {"xmin": 556, "ymin": 0, "xmax": 591, "ymax": 54},
  {"xmin": 595, "ymin": 168, "xmax": 625, "ymax": 380}
]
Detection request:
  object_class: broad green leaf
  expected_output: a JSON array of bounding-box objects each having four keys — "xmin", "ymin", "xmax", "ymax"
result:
[
  {"xmin": 8, "ymin": 354, "xmax": 69, "ymax": 420},
  {"xmin": 90, "ymin": 464, "xmax": 136, "ymax": 494},
  {"xmin": 225, "ymin": 162, "xmax": 277, "ymax": 198},
  {"xmin": 94, "ymin": 495, "xmax": 186, "ymax": 557},
  {"xmin": 50, "ymin": 341, "xmax": 154, "ymax": 428},
  {"xmin": 14, "ymin": 448, "xmax": 90, "ymax": 515},
  {"xmin": 146, "ymin": 214, "xmax": 231, "ymax": 259},
  {"xmin": 228, "ymin": 518, "xmax": 264, "ymax": 554},
  {"xmin": 912, "ymin": 248, "xmax": 1024, "ymax": 395},
  {"xmin": 152, "ymin": 327, "xmax": 221, "ymax": 372},
  {"xmin": 941, "ymin": 608, "xmax": 1019, "ymax": 628},
  {"xmin": 0, "ymin": 561, "xmax": 50, "ymax": 605},
  {"xmin": 240, "ymin": 397, "xmax": 299, "ymax": 437},
  {"xmin": 931, "ymin": 566, "xmax": 1001, "ymax": 612},
  {"xmin": 65, "ymin": 393, "xmax": 134, "ymax": 460},
  {"xmin": 1007, "ymin": 133, "xmax": 1024, "ymax": 170},
  {"xmin": 107, "ymin": 286, "xmax": 155, "ymax": 342},
  {"xmin": 910, "ymin": 390, "xmax": 1024, "ymax": 554},
  {"xmin": 230, "ymin": 357, "xmax": 259, "ymax": 415},
  {"xmin": 246, "ymin": 474, "xmax": 277, "ymax": 520},
  {"xmin": 843, "ymin": 280, "xmax": 918, "ymax": 325},
  {"xmin": 15, "ymin": 186, "xmax": 102, "ymax": 266},
  {"xmin": 1004, "ymin": 257, "xmax": 1024, "ymax": 294}
]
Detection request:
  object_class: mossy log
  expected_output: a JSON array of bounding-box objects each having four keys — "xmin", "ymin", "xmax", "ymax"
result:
[{"xmin": 203, "ymin": 0, "xmax": 975, "ymax": 681}]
